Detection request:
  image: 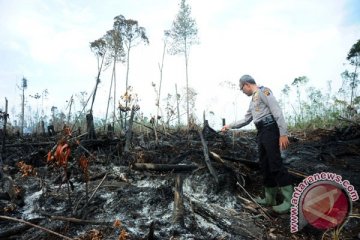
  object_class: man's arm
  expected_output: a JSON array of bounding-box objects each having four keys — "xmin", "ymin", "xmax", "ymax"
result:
[{"xmin": 222, "ymin": 105, "xmax": 252, "ymax": 131}]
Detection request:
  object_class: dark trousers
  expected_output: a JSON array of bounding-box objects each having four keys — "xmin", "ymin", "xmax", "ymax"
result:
[{"xmin": 257, "ymin": 123, "xmax": 292, "ymax": 187}]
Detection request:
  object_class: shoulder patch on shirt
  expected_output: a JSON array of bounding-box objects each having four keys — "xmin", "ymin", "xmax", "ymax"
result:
[
  {"xmin": 262, "ymin": 88, "xmax": 271, "ymax": 96},
  {"xmin": 252, "ymin": 91, "xmax": 259, "ymax": 101}
]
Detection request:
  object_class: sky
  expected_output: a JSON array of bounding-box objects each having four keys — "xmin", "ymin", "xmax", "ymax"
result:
[{"xmin": 0, "ymin": 0, "xmax": 359, "ymax": 130}]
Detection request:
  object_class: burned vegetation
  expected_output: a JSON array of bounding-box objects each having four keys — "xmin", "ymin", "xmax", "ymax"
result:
[{"xmin": 0, "ymin": 116, "xmax": 360, "ymax": 240}]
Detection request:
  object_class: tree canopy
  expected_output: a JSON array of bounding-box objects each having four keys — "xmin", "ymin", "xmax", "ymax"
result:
[
  {"xmin": 167, "ymin": 0, "xmax": 199, "ymax": 126},
  {"xmin": 347, "ymin": 39, "xmax": 360, "ymax": 65},
  {"xmin": 113, "ymin": 15, "xmax": 149, "ymax": 51},
  {"xmin": 168, "ymin": 0, "xmax": 198, "ymax": 55}
]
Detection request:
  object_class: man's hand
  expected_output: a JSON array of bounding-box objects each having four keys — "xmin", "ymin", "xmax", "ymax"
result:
[
  {"xmin": 279, "ymin": 135, "xmax": 289, "ymax": 150},
  {"xmin": 221, "ymin": 125, "xmax": 230, "ymax": 132}
]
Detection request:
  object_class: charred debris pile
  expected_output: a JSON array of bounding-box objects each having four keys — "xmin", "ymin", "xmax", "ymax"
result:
[{"xmin": 0, "ymin": 119, "xmax": 359, "ymax": 239}]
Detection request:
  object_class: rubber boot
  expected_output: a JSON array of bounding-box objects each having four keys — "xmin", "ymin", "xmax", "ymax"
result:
[
  {"xmin": 272, "ymin": 185, "xmax": 293, "ymax": 214},
  {"xmin": 255, "ymin": 187, "xmax": 277, "ymax": 206}
]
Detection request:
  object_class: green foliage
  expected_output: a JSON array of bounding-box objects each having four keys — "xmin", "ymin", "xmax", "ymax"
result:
[
  {"xmin": 283, "ymin": 67, "xmax": 359, "ymax": 130},
  {"xmin": 281, "ymin": 84, "xmax": 290, "ymax": 96},
  {"xmin": 341, "ymin": 39, "xmax": 360, "ymax": 107},
  {"xmin": 291, "ymin": 76, "xmax": 309, "ymax": 87},
  {"xmin": 167, "ymin": 0, "xmax": 199, "ymax": 126},
  {"xmin": 89, "ymin": 38, "xmax": 107, "ymax": 98},
  {"xmin": 347, "ymin": 39, "xmax": 360, "ymax": 64},
  {"xmin": 167, "ymin": 0, "xmax": 198, "ymax": 55},
  {"xmin": 104, "ymin": 29, "xmax": 126, "ymax": 66},
  {"xmin": 22, "ymin": 77, "xmax": 28, "ymax": 88},
  {"xmin": 165, "ymin": 93, "xmax": 179, "ymax": 127},
  {"xmin": 181, "ymin": 86, "xmax": 197, "ymax": 115},
  {"xmin": 341, "ymin": 70, "xmax": 358, "ymax": 89},
  {"xmin": 90, "ymin": 38, "xmax": 107, "ymax": 60},
  {"xmin": 113, "ymin": 15, "xmax": 149, "ymax": 50},
  {"xmin": 113, "ymin": 14, "xmax": 149, "ymax": 111},
  {"xmin": 284, "ymin": 82, "xmax": 358, "ymax": 130},
  {"xmin": 291, "ymin": 76, "xmax": 309, "ymax": 124},
  {"xmin": 354, "ymin": 96, "xmax": 360, "ymax": 105}
]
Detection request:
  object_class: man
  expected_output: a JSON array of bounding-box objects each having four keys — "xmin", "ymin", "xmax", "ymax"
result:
[{"xmin": 222, "ymin": 75, "xmax": 293, "ymax": 214}]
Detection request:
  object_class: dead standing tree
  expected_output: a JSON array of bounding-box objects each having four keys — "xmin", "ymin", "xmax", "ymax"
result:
[
  {"xmin": 341, "ymin": 39, "xmax": 360, "ymax": 116},
  {"xmin": 88, "ymin": 38, "xmax": 108, "ymax": 139},
  {"xmin": 121, "ymin": 88, "xmax": 140, "ymax": 153},
  {"xmin": 103, "ymin": 28, "xmax": 125, "ymax": 131},
  {"xmin": 113, "ymin": 15, "xmax": 149, "ymax": 128},
  {"xmin": 151, "ymin": 31, "xmax": 170, "ymax": 145},
  {"xmin": 124, "ymin": 104, "xmax": 140, "ymax": 153},
  {"xmin": 1, "ymin": 98, "xmax": 8, "ymax": 155},
  {"xmin": 19, "ymin": 77, "xmax": 28, "ymax": 136},
  {"xmin": 173, "ymin": 174, "xmax": 185, "ymax": 230},
  {"xmin": 167, "ymin": 0, "xmax": 199, "ymax": 127}
]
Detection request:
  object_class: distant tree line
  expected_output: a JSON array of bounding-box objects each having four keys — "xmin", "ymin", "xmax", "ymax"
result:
[{"xmin": 280, "ymin": 39, "xmax": 360, "ymax": 129}]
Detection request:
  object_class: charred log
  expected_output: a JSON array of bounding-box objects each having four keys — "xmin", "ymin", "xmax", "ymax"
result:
[
  {"xmin": 189, "ymin": 197, "xmax": 263, "ymax": 239},
  {"xmin": 173, "ymin": 174, "xmax": 185, "ymax": 228},
  {"xmin": 86, "ymin": 113, "xmax": 96, "ymax": 140},
  {"xmin": 124, "ymin": 106, "xmax": 137, "ymax": 152},
  {"xmin": 0, "ymin": 217, "xmax": 43, "ymax": 238},
  {"xmin": 0, "ymin": 215, "xmax": 73, "ymax": 240},
  {"xmin": 198, "ymin": 130, "xmax": 219, "ymax": 184}
]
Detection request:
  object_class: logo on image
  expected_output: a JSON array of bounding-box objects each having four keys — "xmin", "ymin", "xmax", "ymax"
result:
[{"xmin": 290, "ymin": 172, "xmax": 358, "ymax": 233}]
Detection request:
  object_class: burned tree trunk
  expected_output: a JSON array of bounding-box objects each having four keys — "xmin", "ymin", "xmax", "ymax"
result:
[
  {"xmin": 47, "ymin": 124, "xmax": 55, "ymax": 136},
  {"xmin": 1, "ymin": 98, "xmax": 8, "ymax": 154},
  {"xmin": 86, "ymin": 113, "xmax": 96, "ymax": 140},
  {"xmin": 189, "ymin": 197, "xmax": 263, "ymax": 238},
  {"xmin": 124, "ymin": 106, "xmax": 137, "ymax": 152},
  {"xmin": 40, "ymin": 120, "xmax": 45, "ymax": 136},
  {"xmin": 198, "ymin": 130, "xmax": 218, "ymax": 184},
  {"xmin": 0, "ymin": 217, "xmax": 43, "ymax": 239},
  {"xmin": 0, "ymin": 215, "xmax": 73, "ymax": 240},
  {"xmin": 107, "ymin": 124, "xmax": 114, "ymax": 139},
  {"xmin": 173, "ymin": 174, "xmax": 185, "ymax": 228}
]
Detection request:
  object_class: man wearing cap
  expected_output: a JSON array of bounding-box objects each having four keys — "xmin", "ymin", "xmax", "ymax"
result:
[{"xmin": 222, "ymin": 75, "xmax": 293, "ymax": 214}]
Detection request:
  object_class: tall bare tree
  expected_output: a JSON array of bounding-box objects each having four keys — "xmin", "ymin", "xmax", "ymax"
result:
[
  {"xmin": 344, "ymin": 39, "xmax": 360, "ymax": 107},
  {"xmin": 113, "ymin": 15, "xmax": 149, "ymax": 91},
  {"xmin": 88, "ymin": 38, "xmax": 108, "ymax": 139},
  {"xmin": 281, "ymin": 84, "xmax": 291, "ymax": 115},
  {"xmin": 292, "ymin": 76, "xmax": 309, "ymax": 123},
  {"xmin": 66, "ymin": 95, "xmax": 74, "ymax": 124},
  {"xmin": 20, "ymin": 77, "xmax": 28, "ymax": 136},
  {"xmin": 155, "ymin": 31, "xmax": 170, "ymax": 130},
  {"xmin": 89, "ymin": 38, "xmax": 107, "ymax": 113},
  {"xmin": 103, "ymin": 29, "xmax": 125, "ymax": 130},
  {"xmin": 113, "ymin": 15, "xmax": 149, "ymax": 127},
  {"xmin": 168, "ymin": 0, "xmax": 199, "ymax": 126}
]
